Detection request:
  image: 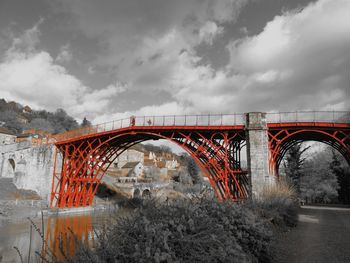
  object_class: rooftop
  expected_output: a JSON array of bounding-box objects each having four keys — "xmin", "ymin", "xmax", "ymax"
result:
[
  {"xmin": 122, "ymin": 161, "xmax": 142, "ymax": 169},
  {"xmin": 0, "ymin": 127, "xmax": 16, "ymax": 136}
]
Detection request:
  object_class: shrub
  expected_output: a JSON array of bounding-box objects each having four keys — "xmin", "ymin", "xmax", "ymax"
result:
[
  {"xmin": 43, "ymin": 181, "xmax": 298, "ymax": 263},
  {"xmin": 64, "ymin": 198, "xmax": 273, "ymax": 263},
  {"xmin": 255, "ymin": 179, "xmax": 299, "ymax": 228}
]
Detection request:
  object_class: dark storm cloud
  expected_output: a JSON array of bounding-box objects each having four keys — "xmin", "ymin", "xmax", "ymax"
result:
[{"xmin": 0, "ymin": 0, "xmax": 348, "ymax": 124}]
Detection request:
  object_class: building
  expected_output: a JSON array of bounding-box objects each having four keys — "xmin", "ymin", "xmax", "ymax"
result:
[
  {"xmin": 107, "ymin": 147, "xmax": 182, "ymax": 183},
  {"xmin": 16, "ymin": 129, "xmax": 54, "ymax": 145},
  {"xmin": 121, "ymin": 161, "xmax": 144, "ymax": 177},
  {"xmin": 113, "ymin": 149, "xmax": 144, "ymax": 169},
  {"xmin": 0, "ymin": 127, "xmax": 16, "ymax": 145}
]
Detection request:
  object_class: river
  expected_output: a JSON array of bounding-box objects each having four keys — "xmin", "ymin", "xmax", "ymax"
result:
[{"xmin": 0, "ymin": 209, "xmax": 129, "ymax": 263}]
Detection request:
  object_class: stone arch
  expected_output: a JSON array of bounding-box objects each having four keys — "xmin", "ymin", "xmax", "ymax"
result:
[
  {"xmin": 8, "ymin": 158, "xmax": 15, "ymax": 171},
  {"xmin": 6, "ymin": 158, "xmax": 16, "ymax": 178},
  {"xmin": 142, "ymin": 189, "xmax": 151, "ymax": 198}
]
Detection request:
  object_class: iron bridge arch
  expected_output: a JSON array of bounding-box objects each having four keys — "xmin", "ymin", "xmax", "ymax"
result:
[
  {"xmin": 268, "ymin": 124, "xmax": 350, "ymax": 176},
  {"xmin": 50, "ymin": 127, "xmax": 248, "ymax": 208},
  {"xmin": 49, "ymin": 112, "xmax": 350, "ymax": 208}
]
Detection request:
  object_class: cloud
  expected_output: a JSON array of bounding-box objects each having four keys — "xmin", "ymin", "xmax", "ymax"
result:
[
  {"xmin": 56, "ymin": 44, "xmax": 72, "ymax": 63},
  {"xmin": 56, "ymin": 0, "xmax": 249, "ymax": 71},
  {"xmin": 198, "ymin": 21, "xmax": 224, "ymax": 45},
  {"xmin": 93, "ymin": 101, "xmax": 188, "ymax": 124},
  {"xmin": 1, "ymin": 0, "xmax": 349, "ymax": 127},
  {"xmin": 0, "ymin": 21, "xmax": 127, "ymax": 121},
  {"xmin": 5, "ymin": 18, "xmax": 44, "ymax": 57},
  {"xmin": 0, "ymin": 22, "xmax": 86, "ymax": 111},
  {"xmin": 206, "ymin": 0, "xmax": 248, "ymax": 23},
  {"xmin": 56, "ymin": 0, "xmax": 349, "ymax": 118},
  {"xmin": 225, "ymin": 0, "xmax": 350, "ymax": 111},
  {"xmin": 41, "ymin": 0, "xmax": 248, "ymax": 121},
  {"xmin": 0, "ymin": 50, "xmax": 85, "ymax": 109}
]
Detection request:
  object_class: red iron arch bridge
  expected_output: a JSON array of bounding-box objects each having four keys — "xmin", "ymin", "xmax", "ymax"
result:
[{"xmin": 50, "ymin": 111, "xmax": 350, "ymax": 208}]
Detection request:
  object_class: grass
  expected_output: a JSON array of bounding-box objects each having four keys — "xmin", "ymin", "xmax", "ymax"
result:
[{"xmin": 255, "ymin": 179, "xmax": 299, "ymax": 228}]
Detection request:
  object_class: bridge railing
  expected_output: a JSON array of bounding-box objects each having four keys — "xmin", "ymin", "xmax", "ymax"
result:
[
  {"xmin": 54, "ymin": 114, "xmax": 245, "ymax": 142},
  {"xmin": 266, "ymin": 111, "xmax": 350, "ymax": 123},
  {"xmin": 52, "ymin": 111, "xmax": 349, "ymax": 142}
]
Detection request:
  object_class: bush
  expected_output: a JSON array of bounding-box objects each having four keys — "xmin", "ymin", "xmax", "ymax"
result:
[
  {"xmin": 63, "ymin": 198, "xmax": 274, "ymax": 263},
  {"xmin": 45, "ymin": 182, "xmax": 298, "ymax": 263},
  {"xmin": 255, "ymin": 179, "xmax": 299, "ymax": 228}
]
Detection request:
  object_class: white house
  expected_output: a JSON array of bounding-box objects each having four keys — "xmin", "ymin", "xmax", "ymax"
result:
[
  {"xmin": 114, "ymin": 149, "xmax": 144, "ymax": 168},
  {"xmin": 121, "ymin": 161, "xmax": 144, "ymax": 177},
  {"xmin": 0, "ymin": 128, "xmax": 16, "ymax": 145},
  {"xmin": 165, "ymin": 159, "xmax": 178, "ymax": 170},
  {"xmin": 148, "ymin": 151, "xmax": 156, "ymax": 160}
]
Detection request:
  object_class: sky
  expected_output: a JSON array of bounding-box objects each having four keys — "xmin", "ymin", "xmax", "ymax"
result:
[{"xmin": 0, "ymin": 0, "xmax": 349, "ymax": 124}]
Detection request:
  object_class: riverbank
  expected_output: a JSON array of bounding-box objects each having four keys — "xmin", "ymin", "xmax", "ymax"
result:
[
  {"xmin": 0, "ymin": 199, "xmax": 46, "ymax": 226},
  {"xmin": 51, "ymin": 193, "xmax": 298, "ymax": 262},
  {"xmin": 0, "ymin": 207, "xmax": 119, "ymax": 263}
]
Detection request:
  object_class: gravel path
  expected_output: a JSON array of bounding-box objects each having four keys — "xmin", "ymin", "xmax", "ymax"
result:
[{"xmin": 271, "ymin": 205, "xmax": 350, "ymax": 263}]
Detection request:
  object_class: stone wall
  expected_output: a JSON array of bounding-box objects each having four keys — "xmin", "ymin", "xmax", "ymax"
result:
[
  {"xmin": 0, "ymin": 133, "xmax": 16, "ymax": 145},
  {"xmin": 0, "ymin": 143, "xmax": 55, "ymax": 201},
  {"xmin": 245, "ymin": 112, "xmax": 275, "ymax": 197}
]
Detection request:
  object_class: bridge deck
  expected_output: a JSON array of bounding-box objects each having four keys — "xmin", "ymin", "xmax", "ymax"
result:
[{"xmin": 53, "ymin": 111, "xmax": 349, "ymax": 145}]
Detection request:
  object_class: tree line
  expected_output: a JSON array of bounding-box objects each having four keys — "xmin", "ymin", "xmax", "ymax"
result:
[
  {"xmin": 283, "ymin": 142, "xmax": 350, "ymax": 204},
  {"xmin": 0, "ymin": 98, "xmax": 91, "ymax": 134}
]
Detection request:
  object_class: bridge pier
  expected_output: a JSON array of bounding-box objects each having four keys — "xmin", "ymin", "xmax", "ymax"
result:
[{"xmin": 246, "ymin": 112, "xmax": 275, "ymax": 197}]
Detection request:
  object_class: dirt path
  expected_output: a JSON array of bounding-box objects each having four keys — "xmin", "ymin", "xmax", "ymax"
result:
[{"xmin": 271, "ymin": 205, "xmax": 350, "ymax": 263}]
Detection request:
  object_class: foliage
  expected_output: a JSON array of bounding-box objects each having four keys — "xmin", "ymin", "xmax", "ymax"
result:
[
  {"xmin": 329, "ymin": 150, "xmax": 350, "ymax": 204},
  {"xmin": 29, "ymin": 118, "xmax": 55, "ymax": 133},
  {"xmin": 0, "ymin": 110, "xmax": 23, "ymax": 133},
  {"xmin": 300, "ymin": 150, "xmax": 339, "ymax": 204},
  {"xmin": 143, "ymin": 166, "xmax": 161, "ymax": 181},
  {"xmin": 51, "ymin": 108, "xmax": 79, "ymax": 132},
  {"xmin": 283, "ymin": 144, "xmax": 345, "ymax": 204},
  {"xmin": 95, "ymin": 183, "xmax": 117, "ymax": 198},
  {"xmin": 0, "ymin": 98, "xmax": 79, "ymax": 134},
  {"xmin": 143, "ymin": 143, "xmax": 172, "ymax": 154},
  {"xmin": 283, "ymin": 143, "xmax": 310, "ymax": 193},
  {"xmin": 172, "ymin": 181, "xmax": 204, "ymax": 194},
  {"xmin": 65, "ymin": 200, "xmax": 271, "ymax": 262},
  {"xmin": 172, "ymin": 170, "xmax": 193, "ymax": 185},
  {"xmin": 256, "ymin": 179, "xmax": 298, "ymax": 228},
  {"xmin": 81, "ymin": 117, "xmax": 92, "ymax": 127},
  {"xmin": 50, "ymin": 193, "xmax": 299, "ymax": 263},
  {"xmin": 179, "ymin": 153, "xmax": 202, "ymax": 184}
]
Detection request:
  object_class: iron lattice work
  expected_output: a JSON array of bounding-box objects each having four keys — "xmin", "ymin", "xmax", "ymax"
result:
[
  {"xmin": 50, "ymin": 127, "xmax": 248, "ymax": 208},
  {"xmin": 268, "ymin": 123, "xmax": 350, "ymax": 176},
  {"xmin": 49, "ymin": 111, "xmax": 350, "ymax": 208}
]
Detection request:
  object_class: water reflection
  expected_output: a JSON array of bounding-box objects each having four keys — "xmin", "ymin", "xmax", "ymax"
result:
[
  {"xmin": 43, "ymin": 214, "xmax": 95, "ymax": 261},
  {"xmin": 0, "ymin": 211, "xmax": 114, "ymax": 263}
]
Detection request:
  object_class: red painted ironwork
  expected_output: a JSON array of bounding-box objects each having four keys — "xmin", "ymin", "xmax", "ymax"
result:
[
  {"xmin": 268, "ymin": 123, "xmax": 350, "ymax": 176},
  {"xmin": 50, "ymin": 112, "xmax": 350, "ymax": 208},
  {"xmin": 50, "ymin": 125, "xmax": 248, "ymax": 207}
]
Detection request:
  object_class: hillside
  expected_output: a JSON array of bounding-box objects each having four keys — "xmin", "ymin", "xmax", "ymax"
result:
[{"xmin": 0, "ymin": 98, "xmax": 80, "ymax": 134}]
